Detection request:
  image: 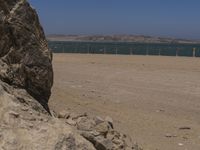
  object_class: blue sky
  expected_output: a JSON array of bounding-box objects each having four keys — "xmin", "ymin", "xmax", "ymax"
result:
[{"xmin": 28, "ymin": 0, "xmax": 200, "ymax": 39}]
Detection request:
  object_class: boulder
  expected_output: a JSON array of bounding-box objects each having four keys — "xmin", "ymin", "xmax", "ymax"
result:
[
  {"xmin": 0, "ymin": 81, "xmax": 95, "ymax": 150},
  {"xmin": 0, "ymin": 0, "xmax": 53, "ymax": 110}
]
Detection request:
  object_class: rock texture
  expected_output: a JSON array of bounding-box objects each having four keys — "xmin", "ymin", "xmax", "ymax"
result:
[
  {"xmin": 0, "ymin": 81, "xmax": 96, "ymax": 150},
  {"xmin": 0, "ymin": 0, "xmax": 53, "ymax": 109},
  {"xmin": 0, "ymin": 0, "xmax": 142, "ymax": 149}
]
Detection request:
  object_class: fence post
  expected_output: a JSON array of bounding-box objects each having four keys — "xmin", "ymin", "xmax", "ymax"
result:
[
  {"xmin": 87, "ymin": 44, "xmax": 89, "ymax": 54},
  {"xmin": 62, "ymin": 45, "xmax": 64, "ymax": 53},
  {"xmin": 193, "ymin": 48, "xmax": 196, "ymax": 57},
  {"xmin": 176, "ymin": 48, "xmax": 178, "ymax": 57},
  {"xmin": 146, "ymin": 46, "xmax": 149, "ymax": 56}
]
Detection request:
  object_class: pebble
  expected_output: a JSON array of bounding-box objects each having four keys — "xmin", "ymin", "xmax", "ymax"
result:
[
  {"xmin": 178, "ymin": 143, "xmax": 184, "ymax": 146},
  {"xmin": 21, "ymin": 107, "xmax": 29, "ymax": 111},
  {"xmin": 156, "ymin": 109, "xmax": 165, "ymax": 113},
  {"xmin": 94, "ymin": 116, "xmax": 104, "ymax": 125},
  {"xmin": 179, "ymin": 127, "xmax": 191, "ymax": 130},
  {"xmin": 66, "ymin": 118, "xmax": 76, "ymax": 126},
  {"xmin": 58, "ymin": 110, "xmax": 70, "ymax": 119},
  {"xmin": 165, "ymin": 133, "xmax": 177, "ymax": 138},
  {"xmin": 105, "ymin": 116, "xmax": 114, "ymax": 129}
]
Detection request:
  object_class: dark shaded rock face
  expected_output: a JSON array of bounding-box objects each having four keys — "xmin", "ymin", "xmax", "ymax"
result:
[{"xmin": 0, "ymin": 0, "xmax": 53, "ymax": 107}]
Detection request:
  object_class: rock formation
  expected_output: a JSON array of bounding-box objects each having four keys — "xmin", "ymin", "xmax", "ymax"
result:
[
  {"xmin": 0, "ymin": 80, "xmax": 96, "ymax": 149},
  {"xmin": 0, "ymin": 0, "xmax": 142, "ymax": 149},
  {"xmin": 0, "ymin": 0, "xmax": 53, "ymax": 110}
]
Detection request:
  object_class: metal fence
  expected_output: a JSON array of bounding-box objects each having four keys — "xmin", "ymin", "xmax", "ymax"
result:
[{"xmin": 48, "ymin": 41, "xmax": 200, "ymax": 57}]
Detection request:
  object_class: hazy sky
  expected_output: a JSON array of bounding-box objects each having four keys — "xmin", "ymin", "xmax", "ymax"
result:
[{"xmin": 28, "ymin": 0, "xmax": 200, "ymax": 39}]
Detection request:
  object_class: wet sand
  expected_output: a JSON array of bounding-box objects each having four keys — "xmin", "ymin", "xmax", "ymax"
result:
[{"xmin": 49, "ymin": 54, "xmax": 200, "ymax": 150}]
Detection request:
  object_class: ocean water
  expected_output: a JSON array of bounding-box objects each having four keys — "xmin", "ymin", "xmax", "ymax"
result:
[{"xmin": 48, "ymin": 41, "xmax": 200, "ymax": 57}]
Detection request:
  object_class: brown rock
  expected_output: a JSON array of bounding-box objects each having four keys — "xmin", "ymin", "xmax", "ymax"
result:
[
  {"xmin": 70, "ymin": 112, "xmax": 88, "ymax": 120},
  {"xmin": 66, "ymin": 118, "xmax": 77, "ymax": 126},
  {"xmin": 105, "ymin": 116, "xmax": 114, "ymax": 129},
  {"xmin": 94, "ymin": 122, "xmax": 110, "ymax": 137},
  {"xmin": 0, "ymin": 0, "xmax": 53, "ymax": 111},
  {"xmin": 94, "ymin": 116, "xmax": 105, "ymax": 125},
  {"xmin": 77, "ymin": 117, "xmax": 96, "ymax": 131},
  {"xmin": 81, "ymin": 131, "xmax": 113, "ymax": 150},
  {"xmin": 57, "ymin": 110, "xmax": 70, "ymax": 119}
]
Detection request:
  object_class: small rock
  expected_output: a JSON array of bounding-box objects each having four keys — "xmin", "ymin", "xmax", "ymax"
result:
[
  {"xmin": 77, "ymin": 117, "xmax": 96, "ymax": 131},
  {"xmin": 178, "ymin": 143, "xmax": 184, "ymax": 146},
  {"xmin": 70, "ymin": 112, "xmax": 87, "ymax": 120},
  {"xmin": 107, "ymin": 132, "xmax": 115, "ymax": 140},
  {"xmin": 66, "ymin": 118, "xmax": 76, "ymax": 126},
  {"xmin": 156, "ymin": 109, "xmax": 165, "ymax": 113},
  {"xmin": 132, "ymin": 143, "xmax": 143, "ymax": 150},
  {"xmin": 90, "ymin": 131, "xmax": 101, "ymax": 137},
  {"xmin": 94, "ymin": 116, "xmax": 105, "ymax": 125},
  {"xmin": 112, "ymin": 138, "xmax": 123, "ymax": 145},
  {"xmin": 179, "ymin": 127, "xmax": 191, "ymax": 130},
  {"xmin": 105, "ymin": 116, "xmax": 114, "ymax": 129},
  {"xmin": 50, "ymin": 110, "xmax": 58, "ymax": 118},
  {"xmin": 165, "ymin": 133, "xmax": 177, "ymax": 138},
  {"xmin": 94, "ymin": 122, "xmax": 110, "ymax": 136},
  {"xmin": 58, "ymin": 110, "xmax": 70, "ymax": 119}
]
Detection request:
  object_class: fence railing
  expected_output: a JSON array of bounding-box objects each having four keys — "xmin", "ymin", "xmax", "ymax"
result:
[{"xmin": 48, "ymin": 41, "xmax": 200, "ymax": 57}]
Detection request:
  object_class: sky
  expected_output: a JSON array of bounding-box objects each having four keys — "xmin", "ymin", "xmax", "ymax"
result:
[{"xmin": 28, "ymin": 0, "xmax": 200, "ymax": 39}]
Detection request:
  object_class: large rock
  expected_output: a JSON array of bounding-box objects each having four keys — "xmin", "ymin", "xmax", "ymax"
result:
[
  {"xmin": 0, "ymin": 81, "xmax": 95, "ymax": 150},
  {"xmin": 0, "ymin": 0, "xmax": 53, "ymax": 109}
]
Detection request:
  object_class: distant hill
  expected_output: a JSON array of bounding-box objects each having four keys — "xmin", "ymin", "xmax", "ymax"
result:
[{"xmin": 47, "ymin": 34, "xmax": 200, "ymax": 44}]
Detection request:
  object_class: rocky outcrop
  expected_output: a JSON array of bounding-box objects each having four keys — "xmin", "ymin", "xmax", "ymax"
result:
[
  {"xmin": 0, "ymin": 0, "xmax": 142, "ymax": 149},
  {"xmin": 0, "ymin": 81, "xmax": 96, "ymax": 150},
  {"xmin": 0, "ymin": 0, "xmax": 53, "ymax": 109},
  {"xmin": 56, "ymin": 111, "xmax": 139, "ymax": 150}
]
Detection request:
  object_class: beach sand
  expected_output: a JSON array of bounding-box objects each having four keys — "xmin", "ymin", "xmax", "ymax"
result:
[{"xmin": 49, "ymin": 54, "xmax": 200, "ymax": 150}]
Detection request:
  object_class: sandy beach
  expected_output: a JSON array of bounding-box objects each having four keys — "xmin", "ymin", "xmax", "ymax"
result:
[{"xmin": 49, "ymin": 54, "xmax": 200, "ymax": 150}]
